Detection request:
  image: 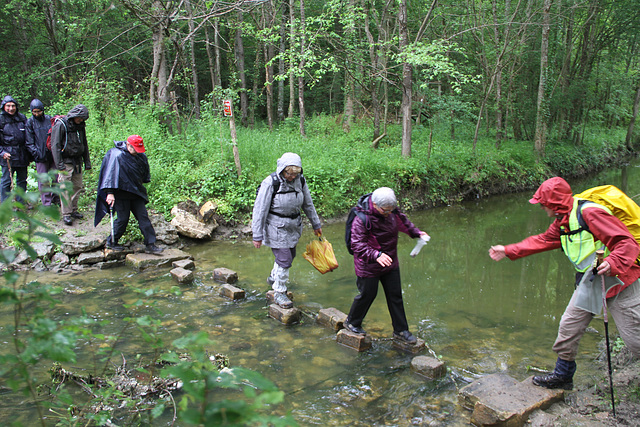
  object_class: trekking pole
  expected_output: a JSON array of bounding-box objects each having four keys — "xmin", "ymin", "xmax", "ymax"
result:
[
  {"xmin": 6, "ymin": 158, "xmax": 13, "ymax": 191},
  {"xmin": 109, "ymin": 205, "xmax": 115, "ymax": 246},
  {"xmin": 595, "ymin": 249, "xmax": 616, "ymax": 417}
]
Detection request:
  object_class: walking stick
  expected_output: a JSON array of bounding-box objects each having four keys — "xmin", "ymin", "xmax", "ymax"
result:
[{"xmin": 595, "ymin": 249, "xmax": 616, "ymax": 417}]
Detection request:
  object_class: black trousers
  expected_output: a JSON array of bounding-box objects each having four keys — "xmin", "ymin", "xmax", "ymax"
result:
[
  {"xmin": 347, "ymin": 268, "xmax": 409, "ymax": 333},
  {"xmin": 108, "ymin": 195, "xmax": 156, "ymax": 246}
]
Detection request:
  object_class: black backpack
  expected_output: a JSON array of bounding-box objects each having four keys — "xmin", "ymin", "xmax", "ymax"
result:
[
  {"xmin": 256, "ymin": 172, "xmax": 306, "ymax": 202},
  {"xmin": 345, "ymin": 193, "xmax": 371, "ymax": 255}
]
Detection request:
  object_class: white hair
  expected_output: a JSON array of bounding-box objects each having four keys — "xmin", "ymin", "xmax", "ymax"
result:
[{"xmin": 371, "ymin": 187, "xmax": 397, "ymax": 208}]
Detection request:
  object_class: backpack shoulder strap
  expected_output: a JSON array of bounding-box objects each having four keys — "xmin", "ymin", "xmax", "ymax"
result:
[
  {"xmin": 270, "ymin": 172, "xmax": 280, "ymax": 192},
  {"xmin": 561, "ymin": 199, "xmax": 600, "ymax": 236}
]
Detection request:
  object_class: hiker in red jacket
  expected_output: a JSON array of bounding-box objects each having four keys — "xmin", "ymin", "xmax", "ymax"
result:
[{"xmin": 489, "ymin": 177, "xmax": 640, "ymax": 390}]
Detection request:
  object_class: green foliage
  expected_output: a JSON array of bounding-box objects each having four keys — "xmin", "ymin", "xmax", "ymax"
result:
[
  {"xmin": 0, "ymin": 186, "xmax": 294, "ymax": 426},
  {"xmin": 53, "ymin": 78, "xmax": 636, "ymax": 228},
  {"xmin": 163, "ymin": 334, "xmax": 297, "ymax": 426}
]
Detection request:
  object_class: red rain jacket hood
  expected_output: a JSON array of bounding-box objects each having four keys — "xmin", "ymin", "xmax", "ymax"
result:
[{"xmin": 529, "ymin": 177, "xmax": 573, "ymax": 216}]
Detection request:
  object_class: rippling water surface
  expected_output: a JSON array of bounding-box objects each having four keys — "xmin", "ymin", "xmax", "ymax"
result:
[{"xmin": 2, "ymin": 162, "xmax": 640, "ymax": 425}]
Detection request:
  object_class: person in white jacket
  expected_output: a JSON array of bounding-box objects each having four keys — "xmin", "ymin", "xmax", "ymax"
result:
[{"xmin": 252, "ymin": 152, "xmax": 322, "ymax": 308}]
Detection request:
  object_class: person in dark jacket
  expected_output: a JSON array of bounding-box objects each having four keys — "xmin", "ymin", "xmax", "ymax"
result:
[
  {"xmin": 25, "ymin": 99, "xmax": 58, "ymax": 206},
  {"xmin": 0, "ymin": 96, "xmax": 30, "ymax": 204},
  {"xmin": 94, "ymin": 135, "xmax": 163, "ymax": 254},
  {"xmin": 344, "ymin": 187, "xmax": 430, "ymax": 344},
  {"xmin": 51, "ymin": 104, "xmax": 91, "ymax": 225}
]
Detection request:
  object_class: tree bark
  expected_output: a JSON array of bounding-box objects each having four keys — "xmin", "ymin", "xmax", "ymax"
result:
[
  {"xmin": 204, "ymin": 25, "xmax": 216, "ymax": 91},
  {"xmin": 493, "ymin": 0, "xmax": 504, "ymax": 147},
  {"xmin": 185, "ymin": 0, "xmax": 200, "ymax": 119},
  {"xmin": 265, "ymin": 42, "xmax": 275, "ymax": 131},
  {"xmin": 399, "ymin": 0, "xmax": 412, "ymax": 157},
  {"xmin": 534, "ymin": 0, "xmax": 551, "ymax": 158},
  {"xmin": 263, "ymin": 4, "xmax": 275, "ymax": 131},
  {"xmin": 626, "ymin": 82, "xmax": 640, "ymax": 150},
  {"xmin": 363, "ymin": 0, "xmax": 381, "ymax": 141},
  {"xmin": 151, "ymin": 23, "xmax": 169, "ymax": 105},
  {"xmin": 277, "ymin": 1, "xmax": 286, "ymax": 122},
  {"xmin": 288, "ymin": 0, "xmax": 296, "ymax": 119},
  {"xmin": 298, "ymin": 0, "xmax": 306, "ymax": 137},
  {"xmin": 235, "ymin": 11, "xmax": 249, "ymax": 127}
]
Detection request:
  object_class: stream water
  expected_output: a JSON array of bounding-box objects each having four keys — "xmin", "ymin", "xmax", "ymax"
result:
[{"xmin": 3, "ymin": 161, "xmax": 640, "ymax": 425}]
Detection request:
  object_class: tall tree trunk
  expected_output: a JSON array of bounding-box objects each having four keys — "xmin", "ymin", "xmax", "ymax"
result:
[
  {"xmin": 534, "ymin": 0, "xmax": 551, "ymax": 158},
  {"xmin": 214, "ymin": 19, "xmax": 222, "ymax": 89},
  {"xmin": 250, "ymin": 46, "xmax": 261, "ymax": 129},
  {"xmin": 493, "ymin": 0, "xmax": 504, "ymax": 147},
  {"xmin": 626, "ymin": 82, "xmax": 640, "ymax": 150},
  {"xmin": 148, "ymin": 0, "xmax": 171, "ymax": 106},
  {"xmin": 288, "ymin": 0, "xmax": 296, "ymax": 119},
  {"xmin": 298, "ymin": 0, "xmax": 306, "ymax": 137},
  {"xmin": 151, "ymin": 26, "xmax": 169, "ymax": 105},
  {"xmin": 363, "ymin": 0, "xmax": 381, "ymax": 141},
  {"xmin": 43, "ymin": 0, "xmax": 62, "ymax": 57},
  {"xmin": 556, "ymin": 0, "xmax": 574, "ymax": 139},
  {"xmin": 262, "ymin": 3, "xmax": 274, "ymax": 130},
  {"xmin": 342, "ymin": 0, "xmax": 356, "ymax": 133},
  {"xmin": 343, "ymin": 70, "xmax": 355, "ymax": 132},
  {"xmin": 265, "ymin": 42, "xmax": 275, "ymax": 131},
  {"xmin": 235, "ymin": 11, "xmax": 249, "ymax": 127},
  {"xmin": 399, "ymin": 0, "xmax": 412, "ymax": 157},
  {"xmin": 185, "ymin": 0, "xmax": 200, "ymax": 119},
  {"xmin": 204, "ymin": 25, "xmax": 217, "ymax": 91},
  {"xmin": 277, "ymin": 1, "xmax": 286, "ymax": 122}
]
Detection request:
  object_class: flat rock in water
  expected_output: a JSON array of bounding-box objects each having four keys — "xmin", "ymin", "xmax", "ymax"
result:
[
  {"xmin": 126, "ymin": 248, "xmax": 193, "ymax": 271},
  {"xmin": 458, "ymin": 373, "xmax": 564, "ymax": 426},
  {"xmin": 173, "ymin": 259, "xmax": 195, "ymax": 270},
  {"xmin": 316, "ymin": 307, "xmax": 347, "ymax": 331},
  {"xmin": 411, "ymin": 355, "xmax": 446, "ymax": 379},
  {"xmin": 268, "ymin": 304, "xmax": 301, "ymax": 325},
  {"xmin": 171, "ymin": 267, "xmax": 194, "ymax": 284},
  {"xmin": 336, "ymin": 329, "xmax": 372, "ymax": 352},
  {"xmin": 219, "ymin": 284, "xmax": 245, "ymax": 300}
]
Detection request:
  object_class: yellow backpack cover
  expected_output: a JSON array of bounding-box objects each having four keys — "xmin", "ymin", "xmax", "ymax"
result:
[{"xmin": 575, "ymin": 185, "xmax": 640, "ymax": 249}]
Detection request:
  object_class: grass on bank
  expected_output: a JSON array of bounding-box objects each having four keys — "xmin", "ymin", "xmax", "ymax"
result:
[{"xmin": 30, "ymin": 98, "xmax": 636, "ymax": 227}]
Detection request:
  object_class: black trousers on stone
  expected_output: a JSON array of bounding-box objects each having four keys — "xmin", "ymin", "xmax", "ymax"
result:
[
  {"xmin": 108, "ymin": 194, "xmax": 156, "ymax": 246},
  {"xmin": 347, "ymin": 268, "xmax": 409, "ymax": 333}
]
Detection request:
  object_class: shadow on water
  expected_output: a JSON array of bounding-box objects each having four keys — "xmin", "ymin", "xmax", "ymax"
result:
[{"xmin": 3, "ymin": 161, "xmax": 640, "ymax": 425}]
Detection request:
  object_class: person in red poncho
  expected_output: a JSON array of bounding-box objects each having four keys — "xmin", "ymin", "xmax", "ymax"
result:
[{"xmin": 489, "ymin": 177, "xmax": 640, "ymax": 390}]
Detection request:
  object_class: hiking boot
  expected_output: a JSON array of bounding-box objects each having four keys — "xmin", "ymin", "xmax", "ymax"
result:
[
  {"xmin": 106, "ymin": 242, "xmax": 124, "ymax": 251},
  {"xmin": 71, "ymin": 211, "xmax": 84, "ymax": 219},
  {"xmin": 344, "ymin": 322, "xmax": 366, "ymax": 335},
  {"xmin": 532, "ymin": 372, "xmax": 573, "ymax": 390},
  {"xmin": 393, "ymin": 330, "xmax": 417, "ymax": 344},
  {"xmin": 273, "ymin": 291, "xmax": 293, "ymax": 309},
  {"xmin": 145, "ymin": 244, "xmax": 164, "ymax": 255},
  {"xmin": 63, "ymin": 215, "xmax": 73, "ymax": 226}
]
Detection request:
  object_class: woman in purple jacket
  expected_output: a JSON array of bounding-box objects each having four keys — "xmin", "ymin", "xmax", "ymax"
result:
[{"xmin": 344, "ymin": 187, "xmax": 429, "ymax": 343}]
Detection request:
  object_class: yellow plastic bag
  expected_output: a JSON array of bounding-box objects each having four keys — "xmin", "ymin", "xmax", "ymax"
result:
[{"xmin": 303, "ymin": 237, "xmax": 339, "ymax": 274}]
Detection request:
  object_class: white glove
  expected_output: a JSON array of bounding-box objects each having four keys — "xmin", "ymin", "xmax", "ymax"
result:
[{"xmin": 410, "ymin": 234, "xmax": 431, "ymax": 257}]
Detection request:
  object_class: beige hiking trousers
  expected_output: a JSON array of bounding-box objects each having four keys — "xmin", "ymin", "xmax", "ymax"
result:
[
  {"xmin": 59, "ymin": 163, "xmax": 84, "ymax": 215},
  {"xmin": 553, "ymin": 279, "xmax": 640, "ymax": 361}
]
